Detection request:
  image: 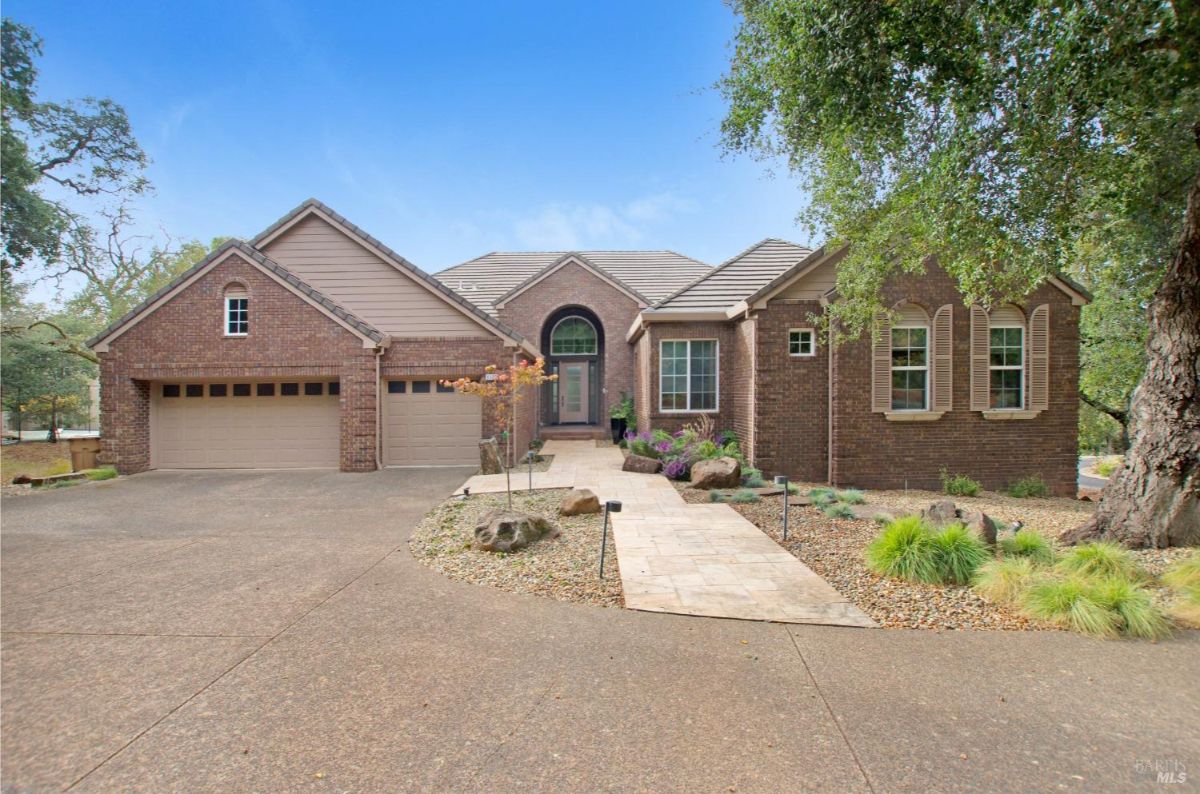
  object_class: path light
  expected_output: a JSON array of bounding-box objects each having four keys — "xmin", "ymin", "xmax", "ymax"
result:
[
  {"xmin": 774, "ymin": 475, "xmax": 790, "ymax": 542},
  {"xmin": 599, "ymin": 500, "xmax": 622, "ymax": 579},
  {"xmin": 525, "ymin": 450, "xmax": 536, "ymax": 492}
]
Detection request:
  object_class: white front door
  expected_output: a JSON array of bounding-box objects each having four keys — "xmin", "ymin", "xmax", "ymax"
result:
[{"xmin": 559, "ymin": 363, "xmax": 589, "ymax": 423}]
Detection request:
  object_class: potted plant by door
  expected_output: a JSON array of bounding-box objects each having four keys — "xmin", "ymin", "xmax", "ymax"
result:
[{"xmin": 609, "ymin": 395, "xmax": 634, "ymax": 443}]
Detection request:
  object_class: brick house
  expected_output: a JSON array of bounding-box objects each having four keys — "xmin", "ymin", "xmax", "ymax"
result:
[{"xmin": 91, "ymin": 198, "xmax": 1089, "ymax": 495}]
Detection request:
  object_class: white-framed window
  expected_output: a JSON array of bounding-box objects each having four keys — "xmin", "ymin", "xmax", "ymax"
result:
[
  {"xmin": 225, "ymin": 296, "xmax": 248, "ymax": 336},
  {"xmin": 788, "ymin": 328, "xmax": 815, "ymax": 357},
  {"xmin": 890, "ymin": 325, "xmax": 928, "ymax": 411},
  {"xmin": 549, "ymin": 316, "xmax": 597, "ymax": 355},
  {"xmin": 659, "ymin": 339, "xmax": 718, "ymax": 412},
  {"xmin": 989, "ymin": 325, "xmax": 1024, "ymax": 409}
]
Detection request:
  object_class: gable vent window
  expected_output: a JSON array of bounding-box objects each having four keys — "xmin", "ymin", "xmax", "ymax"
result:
[
  {"xmin": 224, "ymin": 284, "xmax": 248, "ymax": 336},
  {"xmin": 788, "ymin": 328, "xmax": 815, "ymax": 357}
]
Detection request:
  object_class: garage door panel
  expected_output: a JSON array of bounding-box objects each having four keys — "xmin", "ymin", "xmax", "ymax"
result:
[
  {"xmin": 153, "ymin": 384, "xmax": 339, "ymax": 469},
  {"xmin": 382, "ymin": 381, "xmax": 481, "ymax": 466}
]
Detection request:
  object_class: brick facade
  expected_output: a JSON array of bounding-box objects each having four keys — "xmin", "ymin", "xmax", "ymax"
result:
[{"xmin": 640, "ymin": 321, "xmax": 738, "ymax": 436}]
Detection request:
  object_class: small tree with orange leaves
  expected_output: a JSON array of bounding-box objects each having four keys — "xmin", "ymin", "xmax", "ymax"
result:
[{"xmin": 442, "ymin": 357, "xmax": 557, "ymax": 508}]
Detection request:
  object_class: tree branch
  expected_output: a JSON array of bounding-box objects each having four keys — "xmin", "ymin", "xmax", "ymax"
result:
[{"xmin": 1080, "ymin": 390, "xmax": 1128, "ymax": 426}]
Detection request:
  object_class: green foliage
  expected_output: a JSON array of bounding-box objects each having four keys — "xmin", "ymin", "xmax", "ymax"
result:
[
  {"xmin": 808, "ymin": 487, "xmax": 836, "ymax": 506},
  {"xmin": 708, "ymin": 490, "xmax": 727, "ymax": 503},
  {"xmin": 651, "ymin": 429, "xmax": 673, "ymax": 446},
  {"xmin": 730, "ymin": 488, "xmax": 761, "ymax": 504},
  {"xmin": 929, "ymin": 524, "xmax": 992, "ymax": 585},
  {"xmin": 1161, "ymin": 552, "xmax": 1200, "ymax": 598},
  {"xmin": 972, "ymin": 558, "xmax": 1036, "ymax": 605},
  {"xmin": 693, "ymin": 440, "xmax": 719, "ymax": 460},
  {"xmin": 834, "ymin": 488, "xmax": 865, "ymax": 505},
  {"xmin": 83, "ymin": 466, "xmax": 117, "ymax": 481},
  {"xmin": 1021, "ymin": 578, "xmax": 1122, "ymax": 639},
  {"xmin": 628, "ymin": 437, "xmax": 658, "ymax": 459},
  {"xmin": 609, "ymin": 394, "xmax": 634, "ymax": 420},
  {"xmin": 0, "ymin": 301, "xmax": 95, "ymax": 434},
  {"xmin": 940, "ymin": 468, "xmax": 981, "ymax": 497},
  {"xmin": 822, "ymin": 502, "xmax": 855, "ymax": 520},
  {"xmin": 998, "ymin": 532, "xmax": 1057, "ymax": 567},
  {"xmin": 1006, "ymin": 476, "xmax": 1049, "ymax": 499},
  {"xmin": 864, "ymin": 516, "xmax": 939, "ymax": 583},
  {"xmin": 1089, "ymin": 577, "xmax": 1172, "ymax": 640},
  {"xmin": 1093, "ymin": 456, "xmax": 1123, "ymax": 477},
  {"xmin": 1056, "ymin": 542, "xmax": 1145, "ymax": 582},
  {"xmin": 742, "ymin": 474, "xmax": 767, "ymax": 488}
]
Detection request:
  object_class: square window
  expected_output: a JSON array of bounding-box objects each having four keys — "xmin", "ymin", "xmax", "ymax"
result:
[
  {"xmin": 209, "ymin": 383, "xmax": 228, "ymax": 397},
  {"xmin": 789, "ymin": 329, "xmax": 814, "ymax": 356},
  {"xmin": 411, "ymin": 380, "xmax": 431, "ymax": 394},
  {"xmin": 436, "ymin": 382, "xmax": 454, "ymax": 393},
  {"xmin": 303, "ymin": 382, "xmax": 324, "ymax": 396},
  {"xmin": 659, "ymin": 339, "xmax": 718, "ymax": 412},
  {"xmin": 185, "ymin": 384, "xmax": 203, "ymax": 398},
  {"xmin": 233, "ymin": 383, "xmax": 251, "ymax": 397},
  {"xmin": 256, "ymin": 383, "xmax": 275, "ymax": 397},
  {"xmin": 162, "ymin": 384, "xmax": 180, "ymax": 398},
  {"xmin": 388, "ymin": 380, "xmax": 406, "ymax": 394},
  {"xmin": 280, "ymin": 382, "xmax": 299, "ymax": 396},
  {"xmin": 328, "ymin": 381, "xmax": 340, "ymax": 396}
]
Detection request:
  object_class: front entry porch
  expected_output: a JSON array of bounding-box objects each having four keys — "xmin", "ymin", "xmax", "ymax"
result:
[{"xmin": 539, "ymin": 424, "xmax": 609, "ymax": 441}]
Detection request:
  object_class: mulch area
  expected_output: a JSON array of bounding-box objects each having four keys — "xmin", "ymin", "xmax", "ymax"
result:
[{"xmin": 409, "ymin": 489, "xmax": 623, "ymax": 608}]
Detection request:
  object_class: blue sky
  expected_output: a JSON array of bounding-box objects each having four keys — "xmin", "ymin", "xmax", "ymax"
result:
[{"xmin": 9, "ymin": 1, "xmax": 810, "ymax": 286}]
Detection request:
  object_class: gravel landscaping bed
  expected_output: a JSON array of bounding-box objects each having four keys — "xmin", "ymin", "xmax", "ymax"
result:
[{"xmin": 410, "ymin": 489, "xmax": 623, "ymax": 608}]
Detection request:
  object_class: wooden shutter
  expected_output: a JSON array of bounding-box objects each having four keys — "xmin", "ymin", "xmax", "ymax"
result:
[
  {"xmin": 969, "ymin": 304, "xmax": 990, "ymax": 411},
  {"xmin": 931, "ymin": 304, "xmax": 953, "ymax": 412},
  {"xmin": 1028, "ymin": 304, "xmax": 1050, "ymax": 411},
  {"xmin": 871, "ymin": 310, "xmax": 891, "ymax": 413}
]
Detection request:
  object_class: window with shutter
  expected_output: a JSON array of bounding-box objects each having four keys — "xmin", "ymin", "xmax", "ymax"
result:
[
  {"xmin": 969, "ymin": 305, "xmax": 990, "ymax": 411},
  {"xmin": 1028, "ymin": 304, "xmax": 1050, "ymax": 411},
  {"xmin": 931, "ymin": 305, "xmax": 953, "ymax": 411},
  {"xmin": 871, "ymin": 311, "xmax": 891, "ymax": 412}
]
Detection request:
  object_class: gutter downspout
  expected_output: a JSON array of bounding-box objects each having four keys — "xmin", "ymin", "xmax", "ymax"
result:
[
  {"xmin": 827, "ymin": 325, "xmax": 834, "ymax": 486},
  {"xmin": 375, "ymin": 346, "xmax": 384, "ymax": 470}
]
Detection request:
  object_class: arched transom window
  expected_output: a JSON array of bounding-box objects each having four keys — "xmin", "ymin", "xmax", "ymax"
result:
[{"xmin": 550, "ymin": 317, "xmax": 597, "ymax": 355}]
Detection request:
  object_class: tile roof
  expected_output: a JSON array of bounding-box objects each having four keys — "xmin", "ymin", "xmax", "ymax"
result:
[
  {"xmin": 88, "ymin": 240, "xmax": 386, "ymax": 348},
  {"xmin": 435, "ymin": 250, "xmax": 712, "ymax": 316},
  {"xmin": 649, "ymin": 238, "xmax": 815, "ymax": 312}
]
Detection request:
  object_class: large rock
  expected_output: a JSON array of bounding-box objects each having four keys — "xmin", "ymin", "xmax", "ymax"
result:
[
  {"xmin": 689, "ymin": 456, "xmax": 741, "ymax": 489},
  {"xmin": 922, "ymin": 499, "xmax": 958, "ymax": 526},
  {"xmin": 622, "ymin": 454, "xmax": 663, "ymax": 474},
  {"xmin": 560, "ymin": 488, "xmax": 600, "ymax": 516},
  {"xmin": 479, "ymin": 437, "xmax": 502, "ymax": 475},
  {"xmin": 473, "ymin": 510, "xmax": 559, "ymax": 553},
  {"xmin": 920, "ymin": 499, "xmax": 1000, "ymax": 545}
]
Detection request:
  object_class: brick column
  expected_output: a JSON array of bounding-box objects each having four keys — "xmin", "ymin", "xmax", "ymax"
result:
[
  {"xmin": 339, "ymin": 352, "xmax": 378, "ymax": 472},
  {"xmin": 98, "ymin": 355, "xmax": 152, "ymax": 473}
]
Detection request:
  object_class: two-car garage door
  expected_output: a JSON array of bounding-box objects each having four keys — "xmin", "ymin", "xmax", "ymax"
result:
[
  {"xmin": 151, "ymin": 378, "xmax": 482, "ymax": 469},
  {"xmin": 152, "ymin": 381, "xmax": 340, "ymax": 469}
]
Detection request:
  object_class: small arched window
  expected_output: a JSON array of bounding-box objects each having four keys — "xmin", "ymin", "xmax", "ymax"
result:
[
  {"xmin": 224, "ymin": 283, "xmax": 248, "ymax": 336},
  {"xmin": 549, "ymin": 317, "xmax": 597, "ymax": 355}
]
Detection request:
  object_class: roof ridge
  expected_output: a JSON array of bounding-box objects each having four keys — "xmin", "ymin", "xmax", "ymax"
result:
[
  {"xmin": 493, "ymin": 251, "xmax": 651, "ymax": 307},
  {"xmin": 649, "ymin": 238, "xmax": 776, "ymax": 308}
]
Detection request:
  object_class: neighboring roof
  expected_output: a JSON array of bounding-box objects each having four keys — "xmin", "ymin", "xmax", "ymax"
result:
[
  {"xmin": 649, "ymin": 238, "xmax": 815, "ymax": 313},
  {"xmin": 88, "ymin": 240, "xmax": 387, "ymax": 350},
  {"xmin": 435, "ymin": 250, "xmax": 712, "ymax": 316},
  {"xmin": 253, "ymin": 198, "xmax": 531, "ymax": 346}
]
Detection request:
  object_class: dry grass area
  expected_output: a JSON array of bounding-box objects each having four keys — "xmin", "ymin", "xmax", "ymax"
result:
[
  {"xmin": 409, "ymin": 489, "xmax": 623, "ymax": 608},
  {"xmin": 0, "ymin": 442, "xmax": 71, "ymax": 484}
]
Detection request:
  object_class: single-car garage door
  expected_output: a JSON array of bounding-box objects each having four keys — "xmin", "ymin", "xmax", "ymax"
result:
[
  {"xmin": 382, "ymin": 379, "xmax": 482, "ymax": 466},
  {"xmin": 153, "ymin": 381, "xmax": 340, "ymax": 468}
]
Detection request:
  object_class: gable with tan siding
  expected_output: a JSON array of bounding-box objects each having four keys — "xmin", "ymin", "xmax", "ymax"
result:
[{"xmin": 261, "ymin": 214, "xmax": 488, "ymax": 338}]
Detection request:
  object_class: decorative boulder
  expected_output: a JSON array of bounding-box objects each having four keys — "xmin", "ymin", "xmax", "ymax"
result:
[
  {"xmin": 622, "ymin": 454, "xmax": 663, "ymax": 474},
  {"xmin": 922, "ymin": 499, "xmax": 959, "ymax": 526},
  {"xmin": 479, "ymin": 437, "xmax": 502, "ymax": 475},
  {"xmin": 956, "ymin": 506, "xmax": 1000, "ymax": 546},
  {"xmin": 473, "ymin": 510, "xmax": 559, "ymax": 553},
  {"xmin": 689, "ymin": 457, "xmax": 741, "ymax": 489},
  {"xmin": 560, "ymin": 488, "xmax": 600, "ymax": 516}
]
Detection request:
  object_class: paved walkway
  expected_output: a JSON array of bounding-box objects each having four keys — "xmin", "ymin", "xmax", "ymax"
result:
[{"xmin": 457, "ymin": 441, "xmax": 875, "ymax": 627}]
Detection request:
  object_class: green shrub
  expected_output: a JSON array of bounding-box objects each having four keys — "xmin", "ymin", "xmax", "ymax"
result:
[
  {"xmin": 1021, "ymin": 577, "xmax": 1121, "ymax": 638},
  {"xmin": 722, "ymin": 440, "xmax": 744, "ymax": 462},
  {"xmin": 1056, "ymin": 542, "xmax": 1145, "ymax": 581},
  {"xmin": 1006, "ymin": 476, "xmax": 1049, "ymax": 498},
  {"xmin": 786, "ymin": 482, "xmax": 801, "ymax": 495},
  {"xmin": 864, "ymin": 516, "xmax": 940, "ymax": 583},
  {"xmin": 651, "ymin": 429, "xmax": 673, "ymax": 445},
  {"xmin": 940, "ymin": 467, "xmax": 981, "ymax": 497},
  {"xmin": 730, "ymin": 489, "xmax": 761, "ymax": 504},
  {"xmin": 83, "ymin": 467, "xmax": 118, "ymax": 481},
  {"xmin": 741, "ymin": 466, "xmax": 764, "ymax": 486},
  {"xmin": 708, "ymin": 490, "xmax": 728, "ymax": 503},
  {"xmin": 930, "ymin": 524, "xmax": 992, "ymax": 585},
  {"xmin": 972, "ymin": 558, "xmax": 1036, "ymax": 604},
  {"xmin": 998, "ymin": 531, "xmax": 1057, "ymax": 566},
  {"xmin": 1094, "ymin": 456, "xmax": 1122, "ymax": 477},
  {"xmin": 823, "ymin": 502, "xmax": 856, "ymax": 519},
  {"xmin": 628, "ymin": 438, "xmax": 658, "ymax": 458},
  {"xmin": 743, "ymin": 475, "xmax": 767, "ymax": 488},
  {"xmin": 693, "ymin": 440, "xmax": 720, "ymax": 460},
  {"xmin": 1162, "ymin": 552, "xmax": 1200, "ymax": 598},
  {"xmin": 1089, "ymin": 577, "xmax": 1172, "ymax": 640},
  {"xmin": 808, "ymin": 487, "xmax": 836, "ymax": 506},
  {"xmin": 835, "ymin": 488, "xmax": 866, "ymax": 505}
]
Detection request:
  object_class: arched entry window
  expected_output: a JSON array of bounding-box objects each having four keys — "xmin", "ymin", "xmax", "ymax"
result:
[{"xmin": 549, "ymin": 317, "xmax": 597, "ymax": 355}]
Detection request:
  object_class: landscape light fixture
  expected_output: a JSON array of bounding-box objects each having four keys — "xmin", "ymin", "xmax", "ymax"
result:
[
  {"xmin": 599, "ymin": 500, "xmax": 622, "ymax": 579},
  {"xmin": 525, "ymin": 450, "xmax": 535, "ymax": 491},
  {"xmin": 774, "ymin": 475, "xmax": 790, "ymax": 542}
]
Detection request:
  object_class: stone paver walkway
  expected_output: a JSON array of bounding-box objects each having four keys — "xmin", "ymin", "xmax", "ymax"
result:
[{"xmin": 457, "ymin": 441, "xmax": 875, "ymax": 627}]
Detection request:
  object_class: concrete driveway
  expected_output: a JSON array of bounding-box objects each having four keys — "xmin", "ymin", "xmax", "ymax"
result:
[{"xmin": 2, "ymin": 471, "xmax": 1196, "ymax": 792}]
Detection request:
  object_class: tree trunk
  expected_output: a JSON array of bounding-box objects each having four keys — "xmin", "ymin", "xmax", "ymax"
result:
[{"xmin": 1063, "ymin": 166, "xmax": 1200, "ymax": 548}]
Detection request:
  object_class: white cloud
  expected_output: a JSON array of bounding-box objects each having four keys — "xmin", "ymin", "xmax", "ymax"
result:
[{"xmin": 512, "ymin": 191, "xmax": 697, "ymax": 250}]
